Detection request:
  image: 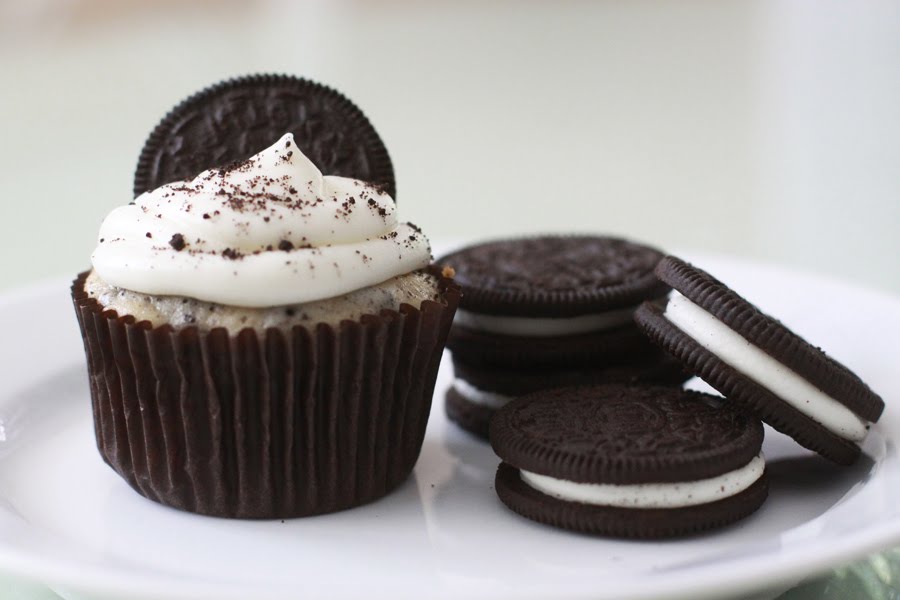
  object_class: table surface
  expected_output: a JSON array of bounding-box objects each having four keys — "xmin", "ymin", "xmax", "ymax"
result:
[{"xmin": 0, "ymin": 1, "xmax": 898, "ymax": 598}]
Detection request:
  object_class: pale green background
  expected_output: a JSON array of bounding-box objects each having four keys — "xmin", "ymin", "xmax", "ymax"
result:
[
  {"xmin": 1, "ymin": 0, "xmax": 899, "ymax": 598},
  {"xmin": 0, "ymin": 0, "xmax": 899, "ymax": 294}
]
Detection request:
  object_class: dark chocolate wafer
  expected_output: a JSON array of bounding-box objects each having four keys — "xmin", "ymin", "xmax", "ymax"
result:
[
  {"xmin": 452, "ymin": 352, "xmax": 689, "ymax": 396},
  {"xmin": 445, "ymin": 387, "xmax": 495, "ymax": 440},
  {"xmin": 134, "ymin": 74, "xmax": 395, "ymax": 199},
  {"xmin": 438, "ymin": 235, "xmax": 669, "ymax": 318},
  {"xmin": 447, "ymin": 323, "xmax": 658, "ymax": 368},
  {"xmin": 490, "ymin": 385, "xmax": 767, "ymax": 538}
]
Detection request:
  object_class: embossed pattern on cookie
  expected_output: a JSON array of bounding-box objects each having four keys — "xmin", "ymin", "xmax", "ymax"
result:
[
  {"xmin": 490, "ymin": 384, "xmax": 768, "ymax": 538},
  {"xmin": 134, "ymin": 74, "xmax": 395, "ymax": 199}
]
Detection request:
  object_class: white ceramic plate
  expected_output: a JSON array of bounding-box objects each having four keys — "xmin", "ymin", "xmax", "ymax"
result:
[{"xmin": 0, "ymin": 255, "xmax": 898, "ymax": 600}]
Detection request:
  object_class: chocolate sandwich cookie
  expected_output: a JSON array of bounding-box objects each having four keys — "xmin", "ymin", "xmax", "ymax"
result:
[
  {"xmin": 134, "ymin": 73, "xmax": 395, "ymax": 199},
  {"xmin": 440, "ymin": 235, "xmax": 669, "ymax": 367},
  {"xmin": 490, "ymin": 385, "xmax": 768, "ymax": 538},
  {"xmin": 439, "ymin": 235, "xmax": 678, "ymax": 438},
  {"xmin": 446, "ymin": 353, "xmax": 690, "ymax": 439},
  {"xmin": 634, "ymin": 256, "xmax": 885, "ymax": 466}
]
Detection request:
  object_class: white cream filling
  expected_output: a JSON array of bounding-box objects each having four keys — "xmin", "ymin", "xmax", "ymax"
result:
[
  {"xmin": 452, "ymin": 379, "xmax": 513, "ymax": 410},
  {"xmin": 520, "ymin": 454, "xmax": 765, "ymax": 508},
  {"xmin": 664, "ymin": 292, "xmax": 869, "ymax": 442},
  {"xmin": 454, "ymin": 306, "xmax": 636, "ymax": 337}
]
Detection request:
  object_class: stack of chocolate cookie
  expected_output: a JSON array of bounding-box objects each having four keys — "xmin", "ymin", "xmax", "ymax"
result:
[{"xmin": 438, "ymin": 235, "xmax": 690, "ymax": 439}]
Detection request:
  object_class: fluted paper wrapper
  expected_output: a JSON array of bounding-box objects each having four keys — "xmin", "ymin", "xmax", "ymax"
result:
[{"xmin": 71, "ymin": 270, "xmax": 460, "ymax": 519}]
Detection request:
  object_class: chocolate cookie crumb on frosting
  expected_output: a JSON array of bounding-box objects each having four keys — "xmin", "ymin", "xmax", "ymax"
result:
[
  {"xmin": 634, "ymin": 256, "xmax": 885, "ymax": 465},
  {"xmin": 490, "ymin": 385, "xmax": 768, "ymax": 538}
]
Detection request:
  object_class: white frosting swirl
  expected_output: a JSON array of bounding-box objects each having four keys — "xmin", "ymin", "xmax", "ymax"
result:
[{"xmin": 92, "ymin": 133, "xmax": 431, "ymax": 307}]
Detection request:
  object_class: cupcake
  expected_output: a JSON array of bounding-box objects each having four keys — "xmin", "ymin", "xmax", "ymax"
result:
[{"xmin": 71, "ymin": 82, "xmax": 459, "ymax": 519}]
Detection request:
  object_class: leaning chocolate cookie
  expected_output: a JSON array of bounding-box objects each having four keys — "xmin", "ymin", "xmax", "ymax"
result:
[
  {"xmin": 634, "ymin": 256, "xmax": 884, "ymax": 465},
  {"xmin": 490, "ymin": 385, "xmax": 768, "ymax": 538}
]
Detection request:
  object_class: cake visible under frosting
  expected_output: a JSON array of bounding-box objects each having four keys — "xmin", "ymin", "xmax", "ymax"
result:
[
  {"xmin": 85, "ymin": 269, "xmax": 441, "ymax": 331},
  {"xmin": 91, "ymin": 133, "xmax": 432, "ymax": 308}
]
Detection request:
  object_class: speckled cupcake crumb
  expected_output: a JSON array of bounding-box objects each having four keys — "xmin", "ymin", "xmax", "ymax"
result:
[{"xmin": 85, "ymin": 269, "xmax": 442, "ymax": 331}]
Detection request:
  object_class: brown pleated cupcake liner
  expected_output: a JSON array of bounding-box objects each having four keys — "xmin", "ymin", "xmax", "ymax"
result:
[{"xmin": 71, "ymin": 270, "xmax": 460, "ymax": 519}]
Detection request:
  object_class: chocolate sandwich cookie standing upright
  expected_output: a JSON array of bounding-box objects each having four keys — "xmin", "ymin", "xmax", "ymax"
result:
[
  {"xmin": 490, "ymin": 385, "xmax": 768, "ymax": 538},
  {"xmin": 438, "ymin": 235, "xmax": 691, "ymax": 439},
  {"xmin": 134, "ymin": 73, "xmax": 396, "ymax": 199},
  {"xmin": 635, "ymin": 256, "xmax": 885, "ymax": 465}
]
